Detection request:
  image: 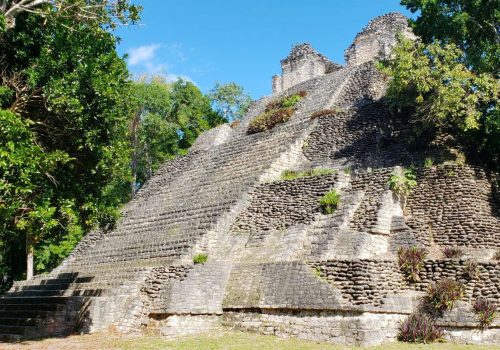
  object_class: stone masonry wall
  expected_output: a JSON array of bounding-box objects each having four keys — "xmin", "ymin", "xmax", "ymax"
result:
[
  {"xmin": 407, "ymin": 165, "xmax": 500, "ymax": 248},
  {"xmin": 231, "ymin": 174, "xmax": 337, "ymax": 237}
]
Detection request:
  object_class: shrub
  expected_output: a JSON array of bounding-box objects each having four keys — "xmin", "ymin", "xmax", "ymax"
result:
[
  {"xmin": 424, "ymin": 157, "xmax": 434, "ymax": 168},
  {"xmin": 280, "ymin": 168, "xmax": 335, "ymax": 181},
  {"xmin": 319, "ymin": 190, "xmax": 340, "ymax": 214},
  {"xmin": 424, "ymin": 278, "xmax": 464, "ymax": 312},
  {"xmin": 388, "ymin": 167, "xmax": 417, "ymax": 212},
  {"xmin": 442, "ymin": 246, "xmax": 464, "ymax": 259},
  {"xmin": 247, "ymin": 92, "xmax": 306, "ymax": 134},
  {"xmin": 247, "ymin": 108, "xmax": 294, "ymax": 134},
  {"xmin": 398, "ymin": 313, "xmax": 444, "ymax": 343},
  {"xmin": 398, "ymin": 247, "xmax": 427, "ymax": 283},
  {"xmin": 464, "ymin": 259, "xmax": 479, "ymax": 279},
  {"xmin": 473, "ymin": 297, "xmax": 497, "ymax": 329},
  {"xmin": 193, "ymin": 253, "xmax": 208, "ymax": 264}
]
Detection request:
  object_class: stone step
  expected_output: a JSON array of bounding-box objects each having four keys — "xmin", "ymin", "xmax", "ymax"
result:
[
  {"xmin": 0, "ymin": 296, "xmax": 68, "ymax": 305},
  {"xmin": 0, "ymin": 303, "xmax": 64, "ymax": 312}
]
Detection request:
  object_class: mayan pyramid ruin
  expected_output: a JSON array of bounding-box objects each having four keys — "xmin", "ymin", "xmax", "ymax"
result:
[{"xmin": 1, "ymin": 13, "xmax": 499, "ymax": 346}]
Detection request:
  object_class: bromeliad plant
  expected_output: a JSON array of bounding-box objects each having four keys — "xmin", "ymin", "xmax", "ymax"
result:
[
  {"xmin": 398, "ymin": 246, "xmax": 427, "ymax": 283},
  {"xmin": 398, "ymin": 313, "xmax": 444, "ymax": 343},
  {"xmin": 473, "ymin": 297, "xmax": 497, "ymax": 330},
  {"xmin": 424, "ymin": 278, "xmax": 465, "ymax": 313},
  {"xmin": 442, "ymin": 246, "xmax": 464, "ymax": 259}
]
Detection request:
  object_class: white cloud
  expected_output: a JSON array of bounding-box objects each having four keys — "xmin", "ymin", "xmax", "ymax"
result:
[
  {"xmin": 128, "ymin": 44, "xmax": 161, "ymax": 66},
  {"xmin": 165, "ymin": 73, "xmax": 195, "ymax": 84}
]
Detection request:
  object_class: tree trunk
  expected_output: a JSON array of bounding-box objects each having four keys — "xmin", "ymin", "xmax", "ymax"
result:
[
  {"xmin": 26, "ymin": 234, "xmax": 34, "ymax": 280},
  {"xmin": 130, "ymin": 110, "xmax": 141, "ymax": 198}
]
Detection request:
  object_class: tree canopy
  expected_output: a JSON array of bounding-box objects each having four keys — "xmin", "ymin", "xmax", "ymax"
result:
[
  {"xmin": 380, "ymin": 0, "xmax": 499, "ymax": 168},
  {"xmin": 208, "ymin": 82, "xmax": 252, "ymax": 121},
  {"xmin": 0, "ymin": 0, "xmax": 237, "ymax": 291}
]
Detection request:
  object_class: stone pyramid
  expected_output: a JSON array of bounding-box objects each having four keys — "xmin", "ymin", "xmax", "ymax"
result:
[{"xmin": 1, "ymin": 13, "xmax": 498, "ymax": 346}]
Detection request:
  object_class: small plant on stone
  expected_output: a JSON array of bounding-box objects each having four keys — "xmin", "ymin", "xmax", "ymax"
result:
[
  {"xmin": 388, "ymin": 167, "xmax": 417, "ymax": 212},
  {"xmin": 397, "ymin": 246, "xmax": 427, "ymax": 283},
  {"xmin": 398, "ymin": 313, "xmax": 444, "ymax": 343},
  {"xmin": 464, "ymin": 259, "xmax": 479, "ymax": 279},
  {"xmin": 473, "ymin": 297, "xmax": 497, "ymax": 330},
  {"xmin": 424, "ymin": 278, "xmax": 464, "ymax": 313},
  {"xmin": 319, "ymin": 190, "xmax": 340, "ymax": 214},
  {"xmin": 280, "ymin": 168, "xmax": 335, "ymax": 181},
  {"xmin": 313, "ymin": 267, "xmax": 323, "ymax": 278},
  {"xmin": 442, "ymin": 246, "xmax": 464, "ymax": 259},
  {"xmin": 193, "ymin": 253, "xmax": 208, "ymax": 264},
  {"xmin": 424, "ymin": 157, "xmax": 434, "ymax": 168},
  {"xmin": 302, "ymin": 139, "xmax": 309, "ymax": 150}
]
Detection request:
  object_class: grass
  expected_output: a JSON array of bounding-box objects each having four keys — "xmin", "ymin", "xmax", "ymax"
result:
[
  {"xmin": 192, "ymin": 253, "xmax": 208, "ymax": 264},
  {"xmin": 3, "ymin": 331, "xmax": 500, "ymax": 350},
  {"xmin": 280, "ymin": 168, "xmax": 335, "ymax": 181}
]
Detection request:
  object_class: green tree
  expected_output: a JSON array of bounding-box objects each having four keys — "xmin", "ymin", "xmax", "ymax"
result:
[
  {"xmin": 0, "ymin": 110, "xmax": 71, "ymax": 280},
  {"xmin": 379, "ymin": 1, "xmax": 499, "ymax": 168},
  {"xmin": 401, "ymin": 0, "xmax": 499, "ymax": 73},
  {"xmin": 129, "ymin": 76, "xmax": 225, "ymax": 193},
  {"xmin": 208, "ymin": 82, "xmax": 252, "ymax": 121},
  {"xmin": 0, "ymin": 1, "xmax": 139, "ymax": 286},
  {"xmin": 1, "ymin": 0, "xmax": 140, "ymax": 30}
]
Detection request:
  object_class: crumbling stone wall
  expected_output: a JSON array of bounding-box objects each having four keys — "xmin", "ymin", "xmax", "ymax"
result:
[
  {"xmin": 345, "ymin": 13, "xmax": 415, "ymax": 67},
  {"xmin": 272, "ymin": 43, "xmax": 341, "ymax": 94}
]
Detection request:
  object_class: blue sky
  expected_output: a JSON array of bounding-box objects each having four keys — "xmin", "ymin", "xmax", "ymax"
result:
[{"xmin": 117, "ymin": 1, "xmax": 415, "ymax": 99}]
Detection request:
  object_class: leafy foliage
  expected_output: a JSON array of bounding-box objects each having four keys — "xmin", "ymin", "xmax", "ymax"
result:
[
  {"xmin": 319, "ymin": 190, "xmax": 340, "ymax": 214},
  {"xmin": 247, "ymin": 91, "xmax": 306, "ymax": 134},
  {"xmin": 193, "ymin": 253, "xmax": 208, "ymax": 264},
  {"xmin": 397, "ymin": 246, "xmax": 427, "ymax": 283},
  {"xmin": 442, "ymin": 246, "xmax": 464, "ymax": 259},
  {"xmin": 0, "ymin": 2, "xmax": 144, "ymax": 288},
  {"xmin": 381, "ymin": 0, "xmax": 500, "ymax": 169},
  {"xmin": 388, "ymin": 167, "xmax": 417, "ymax": 211},
  {"xmin": 424, "ymin": 278, "xmax": 465, "ymax": 313},
  {"xmin": 208, "ymin": 82, "xmax": 252, "ymax": 121},
  {"xmin": 129, "ymin": 76, "xmax": 223, "ymax": 191},
  {"xmin": 398, "ymin": 313, "xmax": 443, "ymax": 343},
  {"xmin": 401, "ymin": 0, "xmax": 499, "ymax": 73},
  {"xmin": 280, "ymin": 168, "xmax": 335, "ymax": 181},
  {"xmin": 473, "ymin": 297, "xmax": 497, "ymax": 330}
]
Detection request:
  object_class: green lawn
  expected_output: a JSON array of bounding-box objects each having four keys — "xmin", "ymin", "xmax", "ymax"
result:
[{"xmin": 2, "ymin": 331, "xmax": 499, "ymax": 350}]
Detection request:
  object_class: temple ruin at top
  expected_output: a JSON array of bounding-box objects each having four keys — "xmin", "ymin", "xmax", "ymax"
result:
[{"xmin": 0, "ymin": 13, "xmax": 498, "ymax": 346}]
